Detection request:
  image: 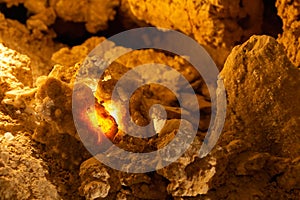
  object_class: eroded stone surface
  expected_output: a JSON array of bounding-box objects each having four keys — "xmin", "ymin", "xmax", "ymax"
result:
[
  {"xmin": 0, "ymin": 1, "xmax": 299, "ymax": 199},
  {"xmin": 1, "ymin": 0, "xmax": 119, "ymax": 33},
  {"xmin": 0, "ymin": 134, "xmax": 61, "ymax": 199},
  {"xmin": 199, "ymin": 35, "xmax": 300, "ymax": 199},
  {"xmin": 276, "ymin": 0, "xmax": 300, "ymax": 67},
  {"xmin": 0, "ymin": 13, "xmax": 64, "ymax": 80},
  {"xmin": 220, "ymin": 35, "xmax": 300, "ymax": 158},
  {"xmin": 79, "ymin": 157, "xmax": 168, "ymax": 199},
  {"xmin": 49, "ymin": 0, "xmax": 120, "ymax": 33},
  {"xmin": 125, "ymin": 0, "xmax": 264, "ymax": 67}
]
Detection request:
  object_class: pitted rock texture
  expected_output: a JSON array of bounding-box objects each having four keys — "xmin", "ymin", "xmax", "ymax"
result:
[
  {"xmin": 79, "ymin": 157, "xmax": 168, "ymax": 199},
  {"xmin": 197, "ymin": 35, "xmax": 300, "ymax": 199},
  {"xmin": 220, "ymin": 35, "xmax": 300, "ymax": 159},
  {"xmin": 0, "ymin": 13, "xmax": 64, "ymax": 80},
  {"xmin": 0, "ymin": 1, "xmax": 299, "ymax": 199},
  {"xmin": 0, "ymin": 43, "xmax": 32, "ymax": 99},
  {"xmin": 0, "ymin": 43, "xmax": 35, "ymax": 136},
  {"xmin": 0, "ymin": 134, "xmax": 61, "ymax": 200},
  {"xmin": 1, "ymin": 0, "xmax": 119, "ymax": 33},
  {"xmin": 276, "ymin": 0, "xmax": 300, "ymax": 67},
  {"xmin": 124, "ymin": 0, "xmax": 264, "ymax": 67},
  {"xmin": 49, "ymin": 0, "xmax": 120, "ymax": 33}
]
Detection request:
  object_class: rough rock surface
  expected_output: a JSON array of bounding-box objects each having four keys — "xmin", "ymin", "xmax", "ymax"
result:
[
  {"xmin": 118, "ymin": 0, "xmax": 149, "ymax": 29},
  {"xmin": 124, "ymin": 0, "xmax": 264, "ymax": 67},
  {"xmin": 0, "ymin": 43, "xmax": 38, "ymax": 132},
  {"xmin": 1, "ymin": 0, "xmax": 120, "ymax": 33},
  {"xmin": 220, "ymin": 35, "xmax": 300, "ymax": 159},
  {"xmin": 0, "ymin": 43, "xmax": 62, "ymax": 198},
  {"xmin": 79, "ymin": 157, "xmax": 168, "ymax": 199},
  {"xmin": 0, "ymin": 13, "xmax": 64, "ymax": 80},
  {"xmin": 34, "ymin": 39, "xmax": 212, "ymax": 198},
  {"xmin": 78, "ymin": 35, "xmax": 300, "ymax": 200},
  {"xmin": 0, "ymin": 43, "xmax": 32, "ymax": 99},
  {"xmin": 276, "ymin": 0, "xmax": 300, "ymax": 67},
  {"xmin": 49, "ymin": 0, "xmax": 120, "ymax": 33},
  {"xmin": 33, "ymin": 37, "xmax": 106, "ymax": 144},
  {"xmin": 0, "ymin": 133, "xmax": 61, "ymax": 200},
  {"xmin": 0, "ymin": 1, "xmax": 299, "ymax": 199},
  {"xmin": 200, "ymin": 35, "xmax": 300, "ymax": 199}
]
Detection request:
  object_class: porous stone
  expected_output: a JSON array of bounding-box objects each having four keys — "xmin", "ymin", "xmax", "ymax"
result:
[
  {"xmin": 156, "ymin": 35, "xmax": 300, "ymax": 199},
  {"xmin": 0, "ymin": 13, "xmax": 64, "ymax": 80},
  {"xmin": 220, "ymin": 35, "xmax": 300, "ymax": 158},
  {"xmin": 276, "ymin": 0, "xmax": 300, "ymax": 67},
  {"xmin": 49, "ymin": 0, "xmax": 120, "ymax": 33},
  {"xmin": 79, "ymin": 157, "xmax": 168, "ymax": 199},
  {"xmin": 0, "ymin": 134, "xmax": 61, "ymax": 199},
  {"xmin": 125, "ymin": 0, "xmax": 264, "ymax": 67},
  {"xmin": 0, "ymin": 43, "xmax": 32, "ymax": 92},
  {"xmin": 198, "ymin": 35, "xmax": 300, "ymax": 199}
]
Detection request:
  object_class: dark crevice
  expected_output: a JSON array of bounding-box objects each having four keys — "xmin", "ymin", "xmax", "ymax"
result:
[
  {"xmin": 262, "ymin": 0, "xmax": 283, "ymax": 38},
  {"xmin": 52, "ymin": 18, "xmax": 90, "ymax": 46},
  {"xmin": 52, "ymin": 11, "xmax": 128, "ymax": 47},
  {"xmin": 98, "ymin": 11, "xmax": 128, "ymax": 40},
  {"xmin": 237, "ymin": 14, "xmax": 251, "ymax": 30},
  {"xmin": 269, "ymin": 172, "xmax": 284, "ymax": 183},
  {"xmin": 239, "ymin": 0, "xmax": 244, "ymax": 8},
  {"xmin": 0, "ymin": 3, "xmax": 30, "ymax": 24}
]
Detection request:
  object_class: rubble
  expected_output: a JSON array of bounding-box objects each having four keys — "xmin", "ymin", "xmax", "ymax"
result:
[
  {"xmin": 34, "ymin": 41, "xmax": 212, "ymax": 198},
  {"xmin": 0, "ymin": 0, "xmax": 299, "ymax": 199}
]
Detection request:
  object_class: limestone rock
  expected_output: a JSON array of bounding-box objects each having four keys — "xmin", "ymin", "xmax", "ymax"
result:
[
  {"xmin": 156, "ymin": 35, "xmax": 299, "ymax": 199},
  {"xmin": 119, "ymin": 0, "xmax": 149, "ymax": 29},
  {"xmin": 51, "ymin": 37, "xmax": 106, "ymax": 68},
  {"xmin": 276, "ymin": 0, "xmax": 300, "ymax": 67},
  {"xmin": 125, "ymin": 0, "xmax": 264, "ymax": 67},
  {"xmin": 157, "ymin": 136, "xmax": 217, "ymax": 197},
  {"xmin": 0, "ymin": 43, "xmax": 32, "ymax": 104},
  {"xmin": 220, "ymin": 35, "xmax": 300, "ymax": 158},
  {"xmin": 198, "ymin": 35, "xmax": 300, "ymax": 199},
  {"xmin": 0, "ymin": 134, "xmax": 61, "ymax": 199},
  {"xmin": 33, "ymin": 37, "xmax": 106, "ymax": 141},
  {"xmin": 0, "ymin": 13, "xmax": 64, "ymax": 80},
  {"xmin": 1, "ymin": 0, "xmax": 48, "ymax": 13},
  {"xmin": 49, "ymin": 0, "xmax": 120, "ymax": 33},
  {"xmin": 0, "ymin": 43, "xmax": 36, "ymax": 114},
  {"xmin": 26, "ymin": 8, "xmax": 56, "ymax": 32},
  {"xmin": 1, "ymin": 0, "xmax": 119, "ymax": 33},
  {"xmin": 79, "ymin": 157, "xmax": 168, "ymax": 199}
]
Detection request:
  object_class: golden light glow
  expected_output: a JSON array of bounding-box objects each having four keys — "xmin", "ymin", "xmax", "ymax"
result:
[
  {"xmin": 85, "ymin": 102, "xmax": 118, "ymax": 143},
  {"xmin": 102, "ymin": 101, "xmax": 123, "ymax": 129}
]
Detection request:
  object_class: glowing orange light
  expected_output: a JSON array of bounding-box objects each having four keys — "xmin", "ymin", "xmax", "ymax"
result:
[
  {"xmin": 102, "ymin": 102, "xmax": 122, "ymax": 127},
  {"xmin": 94, "ymin": 102, "xmax": 118, "ymax": 140},
  {"xmin": 83, "ymin": 102, "xmax": 118, "ymax": 145},
  {"xmin": 73, "ymin": 84, "xmax": 119, "ymax": 152}
]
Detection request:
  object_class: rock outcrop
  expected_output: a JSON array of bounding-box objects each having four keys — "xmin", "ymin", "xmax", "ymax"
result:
[
  {"xmin": 123, "ymin": 0, "xmax": 264, "ymax": 67},
  {"xmin": 276, "ymin": 0, "xmax": 300, "ymax": 67}
]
